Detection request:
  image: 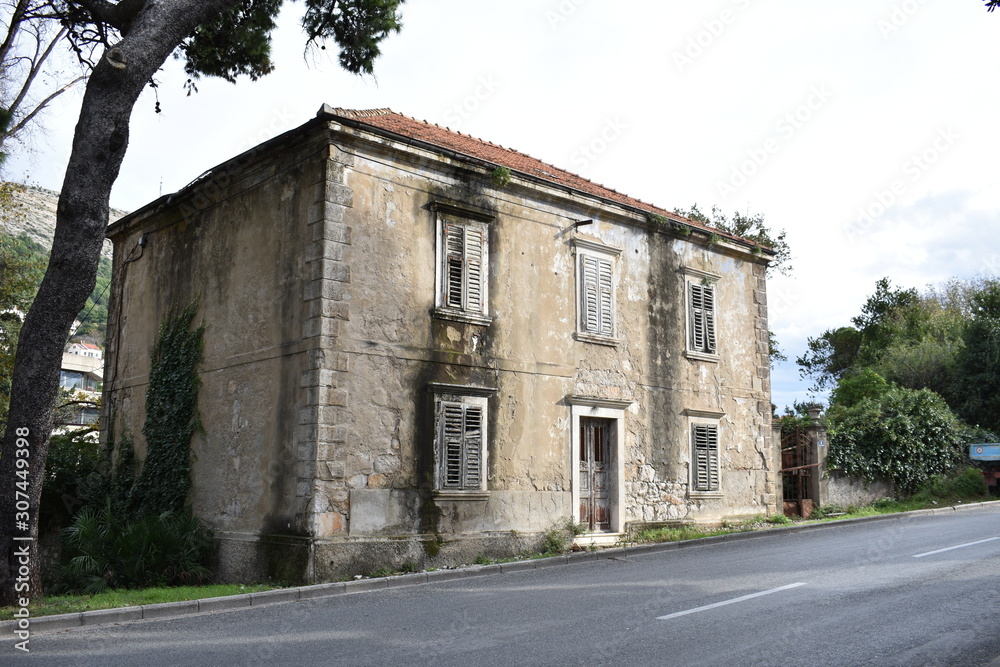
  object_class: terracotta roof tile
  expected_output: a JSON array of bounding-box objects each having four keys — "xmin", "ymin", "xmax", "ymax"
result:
[{"xmin": 324, "ymin": 107, "xmax": 735, "ymax": 240}]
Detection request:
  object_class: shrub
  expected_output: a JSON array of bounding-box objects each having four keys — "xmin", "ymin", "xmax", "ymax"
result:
[
  {"xmin": 40, "ymin": 429, "xmax": 105, "ymax": 532},
  {"xmin": 541, "ymin": 526, "xmax": 569, "ymax": 555},
  {"xmin": 57, "ymin": 500, "xmax": 214, "ymax": 594},
  {"xmin": 829, "ymin": 368, "xmax": 891, "ymax": 410},
  {"xmin": 913, "ymin": 467, "xmax": 989, "ymax": 503},
  {"xmin": 828, "ymin": 387, "xmax": 967, "ymax": 495}
]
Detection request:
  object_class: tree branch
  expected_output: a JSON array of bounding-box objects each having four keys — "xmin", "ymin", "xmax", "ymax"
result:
[
  {"xmin": 8, "ymin": 73, "xmax": 85, "ymax": 138},
  {"xmin": 70, "ymin": 0, "xmax": 147, "ymax": 33},
  {"xmin": 0, "ymin": 0, "xmax": 31, "ymax": 66},
  {"xmin": 7, "ymin": 22, "xmax": 65, "ymax": 119},
  {"xmin": 56, "ymin": 399, "xmax": 100, "ymax": 410}
]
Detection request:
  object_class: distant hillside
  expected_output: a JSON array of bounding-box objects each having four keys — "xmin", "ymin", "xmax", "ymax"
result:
[
  {"xmin": 0, "ymin": 184, "xmax": 128, "ymax": 261},
  {"xmin": 0, "ymin": 183, "xmax": 126, "ymax": 345}
]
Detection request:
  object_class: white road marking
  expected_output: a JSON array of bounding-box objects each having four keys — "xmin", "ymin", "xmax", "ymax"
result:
[
  {"xmin": 912, "ymin": 536, "xmax": 1000, "ymax": 559},
  {"xmin": 656, "ymin": 582, "xmax": 807, "ymax": 620}
]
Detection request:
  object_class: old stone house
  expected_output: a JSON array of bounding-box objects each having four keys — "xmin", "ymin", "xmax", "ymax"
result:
[{"xmin": 103, "ymin": 106, "xmax": 777, "ymax": 582}]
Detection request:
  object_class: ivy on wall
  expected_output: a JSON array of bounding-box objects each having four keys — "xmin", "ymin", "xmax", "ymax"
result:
[{"xmin": 131, "ymin": 301, "xmax": 205, "ymax": 517}]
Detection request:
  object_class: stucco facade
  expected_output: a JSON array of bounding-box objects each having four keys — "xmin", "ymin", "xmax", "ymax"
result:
[{"xmin": 103, "ymin": 106, "xmax": 777, "ymax": 582}]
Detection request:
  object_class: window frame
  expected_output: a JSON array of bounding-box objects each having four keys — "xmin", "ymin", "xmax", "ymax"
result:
[
  {"xmin": 684, "ymin": 409, "xmax": 724, "ymax": 499},
  {"xmin": 573, "ymin": 238, "xmax": 621, "ymax": 346},
  {"xmin": 432, "ymin": 204, "xmax": 493, "ymax": 327},
  {"xmin": 682, "ymin": 267, "xmax": 721, "ymax": 362},
  {"xmin": 428, "ymin": 383, "xmax": 497, "ymax": 500}
]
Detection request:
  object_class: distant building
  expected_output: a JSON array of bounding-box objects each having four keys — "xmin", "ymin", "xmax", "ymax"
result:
[
  {"xmin": 104, "ymin": 107, "xmax": 778, "ymax": 582},
  {"xmin": 60, "ymin": 344, "xmax": 103, "ymax": 427},
  {"xmin": 66, "ymin": 341, "xmax": 103, "ymax": 361}
]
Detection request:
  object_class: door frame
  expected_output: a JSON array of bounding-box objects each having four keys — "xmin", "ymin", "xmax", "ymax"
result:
[
  {"xmin": 579, "ymin": 416, "xmax": 613, "ymax": 532},
  {"xmin": 568, "ymin": 395, "xmax": 631, "ymax": 537}
]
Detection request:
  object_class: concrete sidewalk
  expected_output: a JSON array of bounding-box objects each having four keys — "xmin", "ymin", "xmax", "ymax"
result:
[{"xmin": 5, "ymin": 499, "xmax": 999, "ymax": 635}]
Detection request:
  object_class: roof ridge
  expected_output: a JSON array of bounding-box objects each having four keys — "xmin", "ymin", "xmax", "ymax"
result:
[{"xmin": 330, "ymin": 107, "xmax": 392, "ymax": 119}]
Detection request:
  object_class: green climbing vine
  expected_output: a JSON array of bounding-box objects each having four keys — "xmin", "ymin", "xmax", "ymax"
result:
[
  {"xmin": 132, "ymin": 300, "xmax": 205, "ymax": 517},
  {"xmin": 55, "ymin": 303, "xmax": 212, "ymax": 593}
]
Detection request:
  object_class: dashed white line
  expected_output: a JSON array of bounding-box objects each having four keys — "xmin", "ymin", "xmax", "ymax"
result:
[
  {"xmin": 912, "ymin": 536, "xmax": 1000, "ymax": 559},
  {"xmin": 656, "ymin": 582, "xmax": 807, "ymax": 620}
]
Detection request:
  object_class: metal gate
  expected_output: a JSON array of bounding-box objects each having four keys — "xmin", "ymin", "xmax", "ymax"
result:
[{"xmin": 781, "ymin": 427, "xmax": 816, "ymax": 518}]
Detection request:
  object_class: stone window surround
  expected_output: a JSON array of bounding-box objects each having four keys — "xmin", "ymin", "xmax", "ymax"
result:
[
  {"xmin": 431, "ymin": 201, "xmax": 494, "ymax": 327},
  {"xmin": 429, "ymin": 382, "xmax": 498, "ymax": 501},
  {"xmin": 684, "ymin": 408, "xmax": 725, "ymax": 499},
  {"xmin": 572, "ymin": 237, "xmax": 622, "ymax": 347},
  {"xmin": 681, "ymin": 266, "xmax": 721, "ymax": 363}
]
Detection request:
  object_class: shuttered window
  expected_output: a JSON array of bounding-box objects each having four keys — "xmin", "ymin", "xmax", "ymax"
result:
[
  {"xmin": 439, "ymin": 401, "xmax": 484, "ymax": 490},
  {"xmin": 442, "ymin": 221, "xmax": 486, "ymax": 315},
  {"xmin": 579, "ymin": 254, "xmax": 615, "ymax": 337},
  {"xmin": 692, "ymin": 424, "xmax": 720, "ymax": 492},
  {"xmin": 689, "ymin": 282, "xmax": 717, "ymax": 354}
]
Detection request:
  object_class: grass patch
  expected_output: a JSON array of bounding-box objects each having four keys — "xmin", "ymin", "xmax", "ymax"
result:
[
  {"xmin": 1, "ymin": 583, "xmax": 279, "ymax": 619},
  {"xmin": 634, "ymin": 518, "xmax": 770, "ymax": 544}
]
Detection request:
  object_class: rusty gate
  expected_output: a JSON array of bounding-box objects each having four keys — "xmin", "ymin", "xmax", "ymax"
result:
[{"xmin": 781, "ymin": 427, "xmax": 817, "ymax": 518}]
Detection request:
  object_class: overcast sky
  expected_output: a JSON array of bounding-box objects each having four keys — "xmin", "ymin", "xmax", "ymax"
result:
[{"xmin": 7, "ymin": 1, "xmax": 1000, "ymax": 411}]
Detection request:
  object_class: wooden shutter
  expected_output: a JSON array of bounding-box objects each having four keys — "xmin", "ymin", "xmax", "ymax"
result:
[
  {"xmin": 445, "ymin": 223, "xmax": 465, "ymax": 309},
  {"xmin": 598, "ymin": 258, "xmax": 613, "ymax": 336},
  {"xmin": 443, "ymin": 221, "xmax": 485, "ymax": 314},
  {"xmin": 693, "ymin": 424, "xmax": 720, "ymax": 492},
  {"xmin": 703, "ymin": 284, "xmax": 716, "ymax": 353},
  {"xmin": 440, "ymin": 402, "xmax": 484, "ymax": 490},
  {"xmin": 442, "ymin": 404, "xmax": 465, "ymax": 488},
  {"xmin": 465, "ymin": 226, "xmax": 484, "ymax": 314},
  {"xmin": 690, "ymin": 283, "xmax": 716, "ymax": 353},
  {"xmin": 581, "ymin": 255, "xmax": 613, "ymax": 336},
  {"xmin": 582, "ymin": 255, "xmax": 599, "ymax": 333},
  {"xmin": 463, "ymin": 406, "xmax": 483, "ymax": 488}
]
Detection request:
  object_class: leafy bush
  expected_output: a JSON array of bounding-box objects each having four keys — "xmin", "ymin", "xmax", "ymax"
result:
[
  {"xmin": 40, "ymin": 428, "xmax": 105, "ymax": 532},
  {"xmin": 912, "ymin": 467, "xmax": 989, "ymax": 504},
  {"xmin": 829, "ymin": 368, "xmax": 891, "ymax": 410},
  {"xmin": 828, "ymin": 387, "xmax": 967, "ymax": 494},
  {"xmin": 57, "ymin": 500, "xmax": 214, "ymax": 594},
  {"xmin": 541, "ymin": 527, "xmax": 568, "ymax": 555}
]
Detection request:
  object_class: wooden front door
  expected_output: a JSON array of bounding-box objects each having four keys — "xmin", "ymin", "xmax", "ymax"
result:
[{"xmin": 579, "ymin": 418, "xmax": 612, "ymax": 532}]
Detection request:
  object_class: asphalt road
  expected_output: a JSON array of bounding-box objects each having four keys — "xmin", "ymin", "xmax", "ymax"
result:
[{"xmin": 10, "ymin": 507, "xmax": 1000, "ymax": 666}]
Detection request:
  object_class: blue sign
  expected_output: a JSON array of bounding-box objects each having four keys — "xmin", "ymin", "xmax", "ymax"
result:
[{"xmin": 970, "ymin": 444, "xmax": 1000, "ymax": 461}]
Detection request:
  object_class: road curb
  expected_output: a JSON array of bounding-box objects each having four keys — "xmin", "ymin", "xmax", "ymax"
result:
[{"xmin": 6, "ymin": 499, "xmax": 999, "ymax": 634}]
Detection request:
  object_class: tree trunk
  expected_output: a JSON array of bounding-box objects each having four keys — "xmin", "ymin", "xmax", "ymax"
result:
[{"xmin": 0, "ymin": 0, "xmax": 235, "ymax": 608}]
